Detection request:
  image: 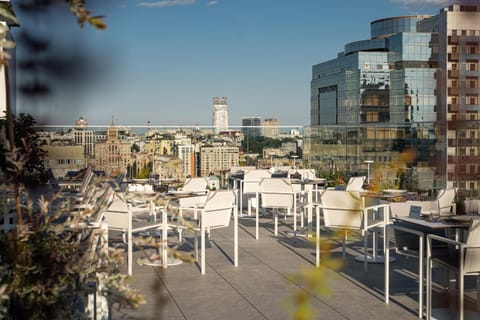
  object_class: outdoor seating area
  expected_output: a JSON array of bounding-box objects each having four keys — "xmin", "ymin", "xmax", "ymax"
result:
[{"xmin": 53, "ymin": 169, "xmax": 480, "ymax": 319}]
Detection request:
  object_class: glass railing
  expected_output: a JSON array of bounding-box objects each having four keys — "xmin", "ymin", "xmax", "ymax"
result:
[{"xmin": 34, "ymin": 121, "xmax": 480, "ymax": 196}]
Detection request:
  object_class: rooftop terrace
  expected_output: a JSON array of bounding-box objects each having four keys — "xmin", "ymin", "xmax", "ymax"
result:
[{"xmin": 111, "ymin": 212, "xmax": 479, "ymax": 320}]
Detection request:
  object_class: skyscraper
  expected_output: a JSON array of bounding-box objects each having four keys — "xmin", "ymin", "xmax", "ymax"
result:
[
  {"xmin": 242, "ymin": 116, "xmax": 261, "ymax": 137},
  {"xmin": 310, "ymin": 4, "xmax": 480, "ymax": 192},
  {"xmin": 263, "ymin": 118, "xmax": 280, "ymax": 138},
  {"xmin": 212, "ymin": 97, "xmax": 229, "ymax": 134}
]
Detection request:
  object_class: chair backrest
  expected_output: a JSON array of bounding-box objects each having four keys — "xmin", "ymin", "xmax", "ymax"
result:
[
  {"xmin": 243, "ymin": 170, "xmax": 271, "ymax": 194},
  {"xmin": 260, "ymin": 178, "xmax": 294, "ymax": 209},
  {"xmin": 389, "ymin": 202, "xmax": 415, "ymax": 218},
  {"xmin": 464, "ymin": 219, "xmax": 480, "ymax": 274},
  {"xmin": 201, "ymin": 190, "xmax": 236, "ymax": 229},
  {"xmin": 182, "ymin": 177, "xmax": 208, "ymax": 192},
  {"xmin": 78, "ymin": 166, "xmax": 96, "ymax": 194},
  {"xmin": 319, "ymin": 190, "xmax": 363, "ymax": 229},
  {"xmin": 436, "ymin": 188, "xmax": 456, "ymax": 211},
  {"xmin": 409, "ymin": 205, "xmax": 422, "ymax": 219},
  {"xmin": 345, "ymin": 176, "xmax": 366, "ymax": 192},
  {"xmin": 103, "ymin": 194, "xmax": 131, "ymax": 230}
]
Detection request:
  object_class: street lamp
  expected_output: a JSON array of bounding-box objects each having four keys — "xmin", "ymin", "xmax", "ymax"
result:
[{"xmin": 364, "ymin": 160, "xmax": 374, "ymax": 185}]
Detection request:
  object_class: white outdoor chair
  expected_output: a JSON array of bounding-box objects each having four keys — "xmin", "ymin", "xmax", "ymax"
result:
[
  {"xmin": 103, "ymin": 193, "xmax": 166, "ymax": 276},
  {"xmin": 289, "ymin": 169, "xmax": 316, "ymax": 202},
  {"xmin": 426, "ymin": 219, "xmax": 480, "ymax": 320},
  {"xmin": 180, "ymin": 177, "xmax": 209, "ymax": 192},
  {"xmin": 386, "ymin": 202, "xmax": 445, "ymax": 319},
  {"xmin": 406, "ymin": 188, "xmax": 457, "ymax": 218},
  {"xmin": 314, "ymin": 190, "xmax": 389, "ymax": 272},
  {"xmin": 258, "ymin": 178, "xmax": 300, "ymax": 238},
  {"xmin": 174, "ymin": 177, "xmax": 209, "ymax": 240},
  {"xmin": 242, "ymin": 169, "xmax": 271, "ymax": 217},
  {"xmin": 345, "ymin": 176, "xmax": 366, "ymax": 192},
  {"xmin": 191, "ymin": 190, "xmax": 238, "ymax": 274}
]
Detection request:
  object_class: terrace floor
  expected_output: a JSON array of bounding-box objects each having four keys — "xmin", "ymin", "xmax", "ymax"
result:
[{"xmin": 111, "ymin": 212, "xmax": 479, "ymax": 320}]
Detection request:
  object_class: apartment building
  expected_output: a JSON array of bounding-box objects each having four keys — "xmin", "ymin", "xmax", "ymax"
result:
[{"xmin": 199, "ymin": 145, "xmax": 239, "ymax": 177}]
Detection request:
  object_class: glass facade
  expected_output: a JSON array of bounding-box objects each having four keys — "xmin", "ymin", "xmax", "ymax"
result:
[{"xmin": 310, "ymin": 6, "xmax": 480, "ymax": 193}]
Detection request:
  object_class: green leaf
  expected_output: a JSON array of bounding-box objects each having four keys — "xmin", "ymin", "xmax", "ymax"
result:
[{"xmin": 0, "ymin": 4, "xmax": 19, "ymax": 25}]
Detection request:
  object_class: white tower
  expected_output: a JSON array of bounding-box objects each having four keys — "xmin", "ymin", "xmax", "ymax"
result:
[{"xmin": 212, "ymin": 97, "xmax": 228, "ymax": 134}]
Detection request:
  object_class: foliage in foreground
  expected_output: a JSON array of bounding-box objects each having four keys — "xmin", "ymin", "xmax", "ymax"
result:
[
  {"xmin": 0, "ymin": 118, "xmax": 145, "ymax": 318},
  {"xmin": 0, "ymin": 186, "xmax": 146, "ymax": 319},
  {"xmin": 286, "ymin": 235, "xmax": 343, "ymax": 320}
]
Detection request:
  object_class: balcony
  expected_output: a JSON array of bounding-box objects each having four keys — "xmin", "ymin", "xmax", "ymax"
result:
[
  {"xmin": 448, "ymin": 87, "xmax": 460, "ymax": 95},
  {"xmin": 448, "ymin": 104, "xmax": 459, "ymax": 112},
  {"xmin": 448, "ymin": 35, "xmax": 460, "ymax": 44},
  {"xmin": 448, "ymin": 70, "xmax": 459, "ymax": 78},
  {"xmin": 448, "ymin": 52, "xmax": 460, "ymax": 61}
]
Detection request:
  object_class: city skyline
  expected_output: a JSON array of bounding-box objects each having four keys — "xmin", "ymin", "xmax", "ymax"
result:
[{"xmin": 12, "ymin": 0, "xmax": 465, "ymax": 126}]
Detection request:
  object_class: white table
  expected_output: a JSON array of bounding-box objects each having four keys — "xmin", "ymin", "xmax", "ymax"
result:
[{"xmin": 384, "ymin": 215, "xmax": 471, "ymax": 318}]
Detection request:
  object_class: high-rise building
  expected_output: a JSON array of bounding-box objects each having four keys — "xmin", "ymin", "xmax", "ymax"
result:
[
  {"xmin": 199, "ymin": 145, "xmax": 239, "ymax": 177},
  {"xmin": 242, "ymin": 116, "xmax": 261, "ymax": 137},
  {"xmin": 212, "ymin": 97, "xmax": 229, "ymax": 134},
  {"xmin": 309, "ymin": 4, "xmax": 480, "ymax": 192},
  {"xmin": 73, "ymin": 117, "xmax": 95, "ymax": 157},
  {"xmin": 263, "ymin": 118, "xmax": 280, "ymax": 138}
]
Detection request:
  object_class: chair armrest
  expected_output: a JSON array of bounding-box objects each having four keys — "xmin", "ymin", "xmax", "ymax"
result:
[
  {"xmin": 259, "ymin": 191, "xmax": 296, "ymax": 195},
  {"xmin": 392, "ymin": 224, "xmax": 425, "ymax": 237},
  {"xmin": 427, "ymin": 233, "xmax": 463, "ymax": 247},
  {"xmin": 364, "ymin": 204, "xmax": 390, "ymax": 229}
]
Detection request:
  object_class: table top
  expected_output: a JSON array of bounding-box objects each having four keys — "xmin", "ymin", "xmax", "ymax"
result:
[
  {"xmin": 167, "ymin": 190, "xmax": 208, "ymax": 198},
  {"xmin": 394, "ymin": 215, "xmax": 471, "ymax": 229},
  {"xmin": 360, "ymin": 191, "xmax": 399, "ymax": 200},
  {"xmin": 289, "ymin": 178, "xmax": 327, "ymax": 185}
]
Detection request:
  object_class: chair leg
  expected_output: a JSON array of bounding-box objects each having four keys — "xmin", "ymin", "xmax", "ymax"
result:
[
  {"xmin": 274, "ymin": 209, "xmax": 278, "ymax": 236},
  {"xmin": 363, "ymin": 232, "xmax": 368, "ymax": 273},
  {"xmin": 300, "ymin": 208, "xmax": 304, "ymax": 229},
  {"xmin": 178, "ymin": 208, "xmax": 183, "ymax": 242},
  {"xmin": 459, "ymin": 273, "xmax": 464, "ymax": 320},
  {"xmin": 201, "ymin": 227, "xmax": 206, "ymax": 274},
  {"xmin": 292, "ymin": 208, "xmax": 296, "ymax": 231},
  {"xmin": 128, "ymin": 228, "xmax": 133, "ymax": 276},
  {"xmin": 477, "ymin": 277, "xmax": 480, "ymax": 314},
  {"xmin": 342, "ymin": 230, "xmax": 347, "ymax": 259},
  {"xmin": 255, "ymin": 205, "xmax": 259, "ymax": 240},
  {"xmin": 194, "ymin": 231, "xmax": 198, "ymax": 260},
  {"xmin": 426, "ymin": 257, "xmax": 432, "ymax": 320},
  {"xmin": 316, "ymin": 206, "xmax": 320, "ymax": 267}
]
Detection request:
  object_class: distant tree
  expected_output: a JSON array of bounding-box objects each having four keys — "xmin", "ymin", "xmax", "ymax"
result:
[
  {"xmin": 136, "ymin": 162, "xmax": 152, "ymax": 179},
  {"xmin": 241, "ymin": 136, "xmax": 283, "ymax": 157},
  {"xmin": 0, "ymin": 113, "xmax": 47, "ymax": 186},
  {"xmin": 131, "ymin": 143, "xmax": 140, "ymax": 153}
]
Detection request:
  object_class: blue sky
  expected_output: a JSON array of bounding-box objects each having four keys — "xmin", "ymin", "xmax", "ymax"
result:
[{"xmin": 12, "ymin": 0, "xmax": 456, "ymax": 127}]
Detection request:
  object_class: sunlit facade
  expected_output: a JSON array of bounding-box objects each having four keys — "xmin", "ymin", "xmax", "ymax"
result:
[
  {"xmin": 212, "ymin": 97, "xmax": 229, "ymax": 134},
  {"xmin": 309, "ymin": 4, "xmax": 480, "ymax": 193}
]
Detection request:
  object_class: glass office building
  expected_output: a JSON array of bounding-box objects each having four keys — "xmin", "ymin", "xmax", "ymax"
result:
[
  {"xmin": 308, "ymin": 5, "xmax": 480, "ymax": 193},
  {"xmin": 242, "ymin": 116, "xmax": 262, "ymax": 137}
]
